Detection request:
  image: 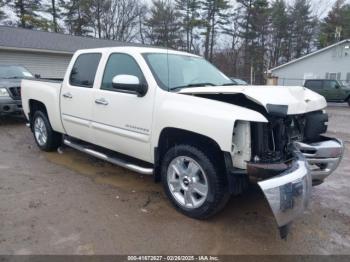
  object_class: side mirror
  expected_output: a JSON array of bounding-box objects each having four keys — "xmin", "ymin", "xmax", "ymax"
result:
[
  {"xmin": 34, "ymin": 74, "xmax": 41, "ymax": 79},
  {"xmin": 112, "ymin": 74, "xmax": 147, "ymax": 97},
  {"xmin": 335, "ymin": 84, "xmax": 340, "ymax": 89}
]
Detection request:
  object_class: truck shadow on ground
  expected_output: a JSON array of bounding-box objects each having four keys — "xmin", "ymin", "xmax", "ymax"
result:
[
  {"xmin": 45, "ymin": 146, "xmax": 276, "ymax": 235},
  {"xmin": 0, "ymin": 114, "xmax": 26, "ymax": 126}
]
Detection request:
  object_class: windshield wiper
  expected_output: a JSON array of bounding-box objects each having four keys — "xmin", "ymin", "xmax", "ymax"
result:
[
  {"xmin": 3, "ymin": 76, "xmax": 21, "ymax": 79},
  {"xmin": 170, "ymin": 82, "xmax": 216, "ymax": 91}
]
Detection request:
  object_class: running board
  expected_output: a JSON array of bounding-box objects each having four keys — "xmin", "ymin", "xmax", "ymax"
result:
[{"xmin": 63, "ymin": 138, "xmax": 154, "ymax": 175}]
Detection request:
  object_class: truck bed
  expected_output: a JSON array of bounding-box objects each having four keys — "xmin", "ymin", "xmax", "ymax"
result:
[{"xmin": 21, "ymin": 78, "xmax": 65, "ymax": 133}]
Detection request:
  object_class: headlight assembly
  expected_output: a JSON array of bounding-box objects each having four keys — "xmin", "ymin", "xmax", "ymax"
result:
[{"xmin": 0, "ymin": 88, "xmax": 9, "ymax": 97}]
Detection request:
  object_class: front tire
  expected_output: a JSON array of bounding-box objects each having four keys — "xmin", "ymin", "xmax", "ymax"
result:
[
  {"xmin": 32, "ymin": 111, "xmax": 61, "ymax": 151},
  {"xmin": 161, "ymin": 144, "xmax": 229, "ymax": 219},
  {"xmin": 347, "ymin": 97, "xmax": 350, "ymax": 107}
]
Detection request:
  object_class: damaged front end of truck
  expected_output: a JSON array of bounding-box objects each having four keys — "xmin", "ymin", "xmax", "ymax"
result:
[
  {"xmin": 247, "ymin": 110, "xmax": 343, "ymax": 238},
  {"xmin": 179, "ymin": 86, "xmax": 344, "ymax": 238}
]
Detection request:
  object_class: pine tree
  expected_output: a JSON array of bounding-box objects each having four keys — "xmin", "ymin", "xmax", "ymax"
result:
[
  {"xmin": 90, "ymin": 0, "xmax": 103, "ymax": 38},
  {"xmin": 61, "ymin": 0, "xmax": 92, "ymax": 36},
  {"xmin": 144, "ymin": 0, "xmax": 181, "ymax": 48},
  {"xmin": 201, "ymin": 0, "xmax": 230, "ymax": 61},
  {"xmin": 175, "ymin": 0, "xmax": 202, "ymax": 52},
  {"xmin": 0, "ymin": 0, "xmax": 7, "ymax": 22},
  {"xmin": 10, "ymin": 0, "xmax": 49, "ymax": 29},
  {"xmin": 44, "ymin": 0, "xmax": 62, "ymax": 32},
  {"xmin": 319, "ymin": 0, "xmax": 350, "ymax": 47},
  {"xmin": 269, "ymin": 0, "xmax": 289, "ymax": 67},
  {"xmin": 289, "ymin": 0, "xmax": 317, "ymax": 59},
  {"xmin": 236, "ymin": 0, "xmax": 269, "ymax": 84},
  {"xmin": 251, "ymin": 0, "xmax": 269, "ymax": 84}
]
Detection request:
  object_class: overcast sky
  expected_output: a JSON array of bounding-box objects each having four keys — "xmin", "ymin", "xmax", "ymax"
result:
[{"xmin": 143, "ymin": 0, "xmax": 350, "ymax": 18}]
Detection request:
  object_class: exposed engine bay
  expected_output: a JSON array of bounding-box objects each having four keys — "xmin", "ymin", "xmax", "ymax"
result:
[
  {"xmin": 248, "ymin": 111, "xmax": 328, "ymax": 179},
  {"xmin": 195, "ymin": 93, "xmax": 329, "ymax": 179},
  {"xmin": 251, "ymin": 110, "xmax": 328, "ymax": 162}
]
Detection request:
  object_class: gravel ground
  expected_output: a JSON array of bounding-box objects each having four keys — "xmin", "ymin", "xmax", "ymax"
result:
[{"xmin": 0, "ymin": 104, "xmax": 349, "ymax": 255}]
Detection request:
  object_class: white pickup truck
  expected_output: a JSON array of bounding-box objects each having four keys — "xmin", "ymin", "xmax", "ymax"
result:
[{"xmin": 21, "ymin": 47, "xmax": 344, "ymax": 238}]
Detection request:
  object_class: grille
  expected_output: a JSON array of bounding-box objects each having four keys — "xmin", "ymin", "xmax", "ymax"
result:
[{"xmin": 8, "ymin": 86, "xmax": 21, "ymax": 100}]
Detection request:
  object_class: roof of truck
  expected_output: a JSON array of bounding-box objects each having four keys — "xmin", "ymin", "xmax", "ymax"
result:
[{"xmin": 74, "ymin": 46, "xmax": 199, "ymax": 57}]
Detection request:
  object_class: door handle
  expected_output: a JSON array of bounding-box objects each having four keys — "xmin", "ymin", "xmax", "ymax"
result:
[
  {"xmin": 95, "ymin": 98, "xmax": 108, "ymax": 105},
  {"xmin": 62, "ymin": 92, "xmax": 73, "ymax": 99}
]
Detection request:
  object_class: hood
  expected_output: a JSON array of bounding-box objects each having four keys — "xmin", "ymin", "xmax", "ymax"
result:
[
  {"xmin": 178, "ymin": 85, "xmax": 327, "ymax": 115},
  {"xmin": 0, "ymin": 78, "xmax": 22, "ymax": 88}
]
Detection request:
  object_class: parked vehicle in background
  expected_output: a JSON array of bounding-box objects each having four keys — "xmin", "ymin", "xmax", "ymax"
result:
[
  {"xmin": 0, "ymin": 65, "xmax": 34, "ymax": 115},
  {"xmin": 230, "ymin": 77, "xmax": 248, "ymax": 85},
  {"xmin": 304, "ymin": 79, "xmax": 350, "ymax": 106},
  {"xmin": 21, "ymin": 47, "xmax": 344, "ymax": 238}
]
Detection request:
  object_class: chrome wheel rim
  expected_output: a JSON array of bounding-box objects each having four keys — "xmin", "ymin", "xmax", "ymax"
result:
[
  {"xmin": 34, "ymin": 117, "xmax": 48, "ymax": 146},
  {"xmin": 167, "ymin": 156, "xmax": 209, "ymax": 209}
]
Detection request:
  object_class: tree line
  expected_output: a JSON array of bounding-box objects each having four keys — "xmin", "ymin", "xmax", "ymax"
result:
[{"xmin": 0, "ymin": 0, "xmax": 349, "ymax": 84}]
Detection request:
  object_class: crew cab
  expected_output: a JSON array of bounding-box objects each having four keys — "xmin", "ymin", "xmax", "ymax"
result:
[{"xmin": 21, "ymin": 47, "xmax": 344, "ymax": 238}]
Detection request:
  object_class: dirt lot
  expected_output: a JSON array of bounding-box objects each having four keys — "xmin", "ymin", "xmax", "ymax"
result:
[{"xmin": 0, "ymin": 104, "xmax": 349, "ymax": 255}]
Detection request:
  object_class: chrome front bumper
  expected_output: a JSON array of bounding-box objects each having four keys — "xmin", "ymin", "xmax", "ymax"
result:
[
  {"xmin": 257, "ymin": 137, "xmax": 344, "ymax": 237},
  {"xmin": 258, "ymin": 150, "xmax": 312, "ymax": 228},
  {"xmin": 296, "ymin": 137, "xmax": 344, "ymax": 185}
]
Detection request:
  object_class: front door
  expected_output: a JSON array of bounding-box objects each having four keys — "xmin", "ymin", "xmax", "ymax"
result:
[
  {"xmin": 60, "ymin": 53, "xmax": 101, "ymax": 143},
  {"xmin": 92, "ymin": 53, "xmax": 155, "ymax": 162},
  {"xmin": 323, "ymin": 80, "xmax": 342, "ymax": 101}
]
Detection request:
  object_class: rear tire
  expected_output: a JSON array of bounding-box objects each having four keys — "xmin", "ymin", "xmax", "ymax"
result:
[
  {"xmin": 32, "ymin": 111, "xmax": 61, "ymax": 151},
  {"xmin": 161, "ymin": 144, "xmax": 229, "ymax": 219},
  {"xmin": 347, "ymin": 97, "xmax": 350, "ymax": 107}
]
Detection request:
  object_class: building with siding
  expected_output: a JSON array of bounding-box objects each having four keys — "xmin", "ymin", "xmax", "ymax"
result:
[
  {"xmin": 0, "ymin": 26, "xmax": 138, "ymax": 78},
  {"xmin": 269, "ymin": 39, "xmax": 350, "ymax": 86}
]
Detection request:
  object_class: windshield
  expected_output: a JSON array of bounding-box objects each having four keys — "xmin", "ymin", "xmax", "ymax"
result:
[
  {"xmin": 0, "ymin": 65, "xmax": 34, "ymax": 79},
  {"xmin": 143, "ymin": 53, "xmax": 232, "ymax": 91},
  {"xmin": 231, "ymin": 78, "xmax": 248, "ymax": 85}
]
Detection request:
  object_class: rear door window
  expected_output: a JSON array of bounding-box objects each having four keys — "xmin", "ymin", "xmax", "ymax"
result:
[
  {"xmin": 70, "ymin": 53, "xmax": 101, "ymax": 88},
  {"xmin": 305, "ymin": 80, "xmax": 322, "ymax": 89}
]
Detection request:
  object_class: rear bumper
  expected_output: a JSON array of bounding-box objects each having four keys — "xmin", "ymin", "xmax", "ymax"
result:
[
  {"xmin": 0, "ymin": 97, "xmax": 22, "ymax": 114},
  {"xmin": 257, "ymin": 136, "xmax": 344, "ymax": 234}
]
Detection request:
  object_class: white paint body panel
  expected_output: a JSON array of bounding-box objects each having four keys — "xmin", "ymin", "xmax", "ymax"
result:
[
  {"xmin": 21, "ymin": 46, "xmax": 325, "ymax": 165},
  {"xmin": 21, "ymin": 79, "xmax": 65, "ymax": 133},
  {"xmin": 179, "ymin": 85, "xmax": 327, "ymax": 115}
]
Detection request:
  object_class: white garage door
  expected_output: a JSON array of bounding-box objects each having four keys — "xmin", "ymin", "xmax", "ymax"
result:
[{"xmin": 0, "ymin": 50, "xmax": 72, "ymax": 78}]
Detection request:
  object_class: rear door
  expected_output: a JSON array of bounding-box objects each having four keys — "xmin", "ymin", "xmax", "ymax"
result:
[
  {"xmin": 60, "ymin": 52, "xmax": 101, "ymax": 142},
  {"xmin": 304, "ymin": 80, "xmax": 326, "ymax": 98}
]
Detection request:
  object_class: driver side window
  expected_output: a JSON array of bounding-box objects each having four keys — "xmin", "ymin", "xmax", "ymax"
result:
[
  {"xmin": 101, "ymin": 53, "xmax": 145, "ymax": 91},
  {"xmin": 324, "ymin": 80, "xmax": 338, "ymax": 89}
]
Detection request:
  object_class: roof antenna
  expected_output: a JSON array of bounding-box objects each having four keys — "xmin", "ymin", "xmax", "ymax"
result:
[
  {"xmin": 166, "ymin": 0, "xmax": 170, "ymax": 92},
  {"xmin": 166, "ymin": 28, "xmax": 170, "ymax": 92}
]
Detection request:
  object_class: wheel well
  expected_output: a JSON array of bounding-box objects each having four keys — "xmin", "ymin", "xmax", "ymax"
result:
[
  {"xmin": 154, "ymin": 127, "xmax": 225, "ymax": 182},
  {"xmin": 29, "ymin": 100, "xmax": 48, "ymax": 128}
]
